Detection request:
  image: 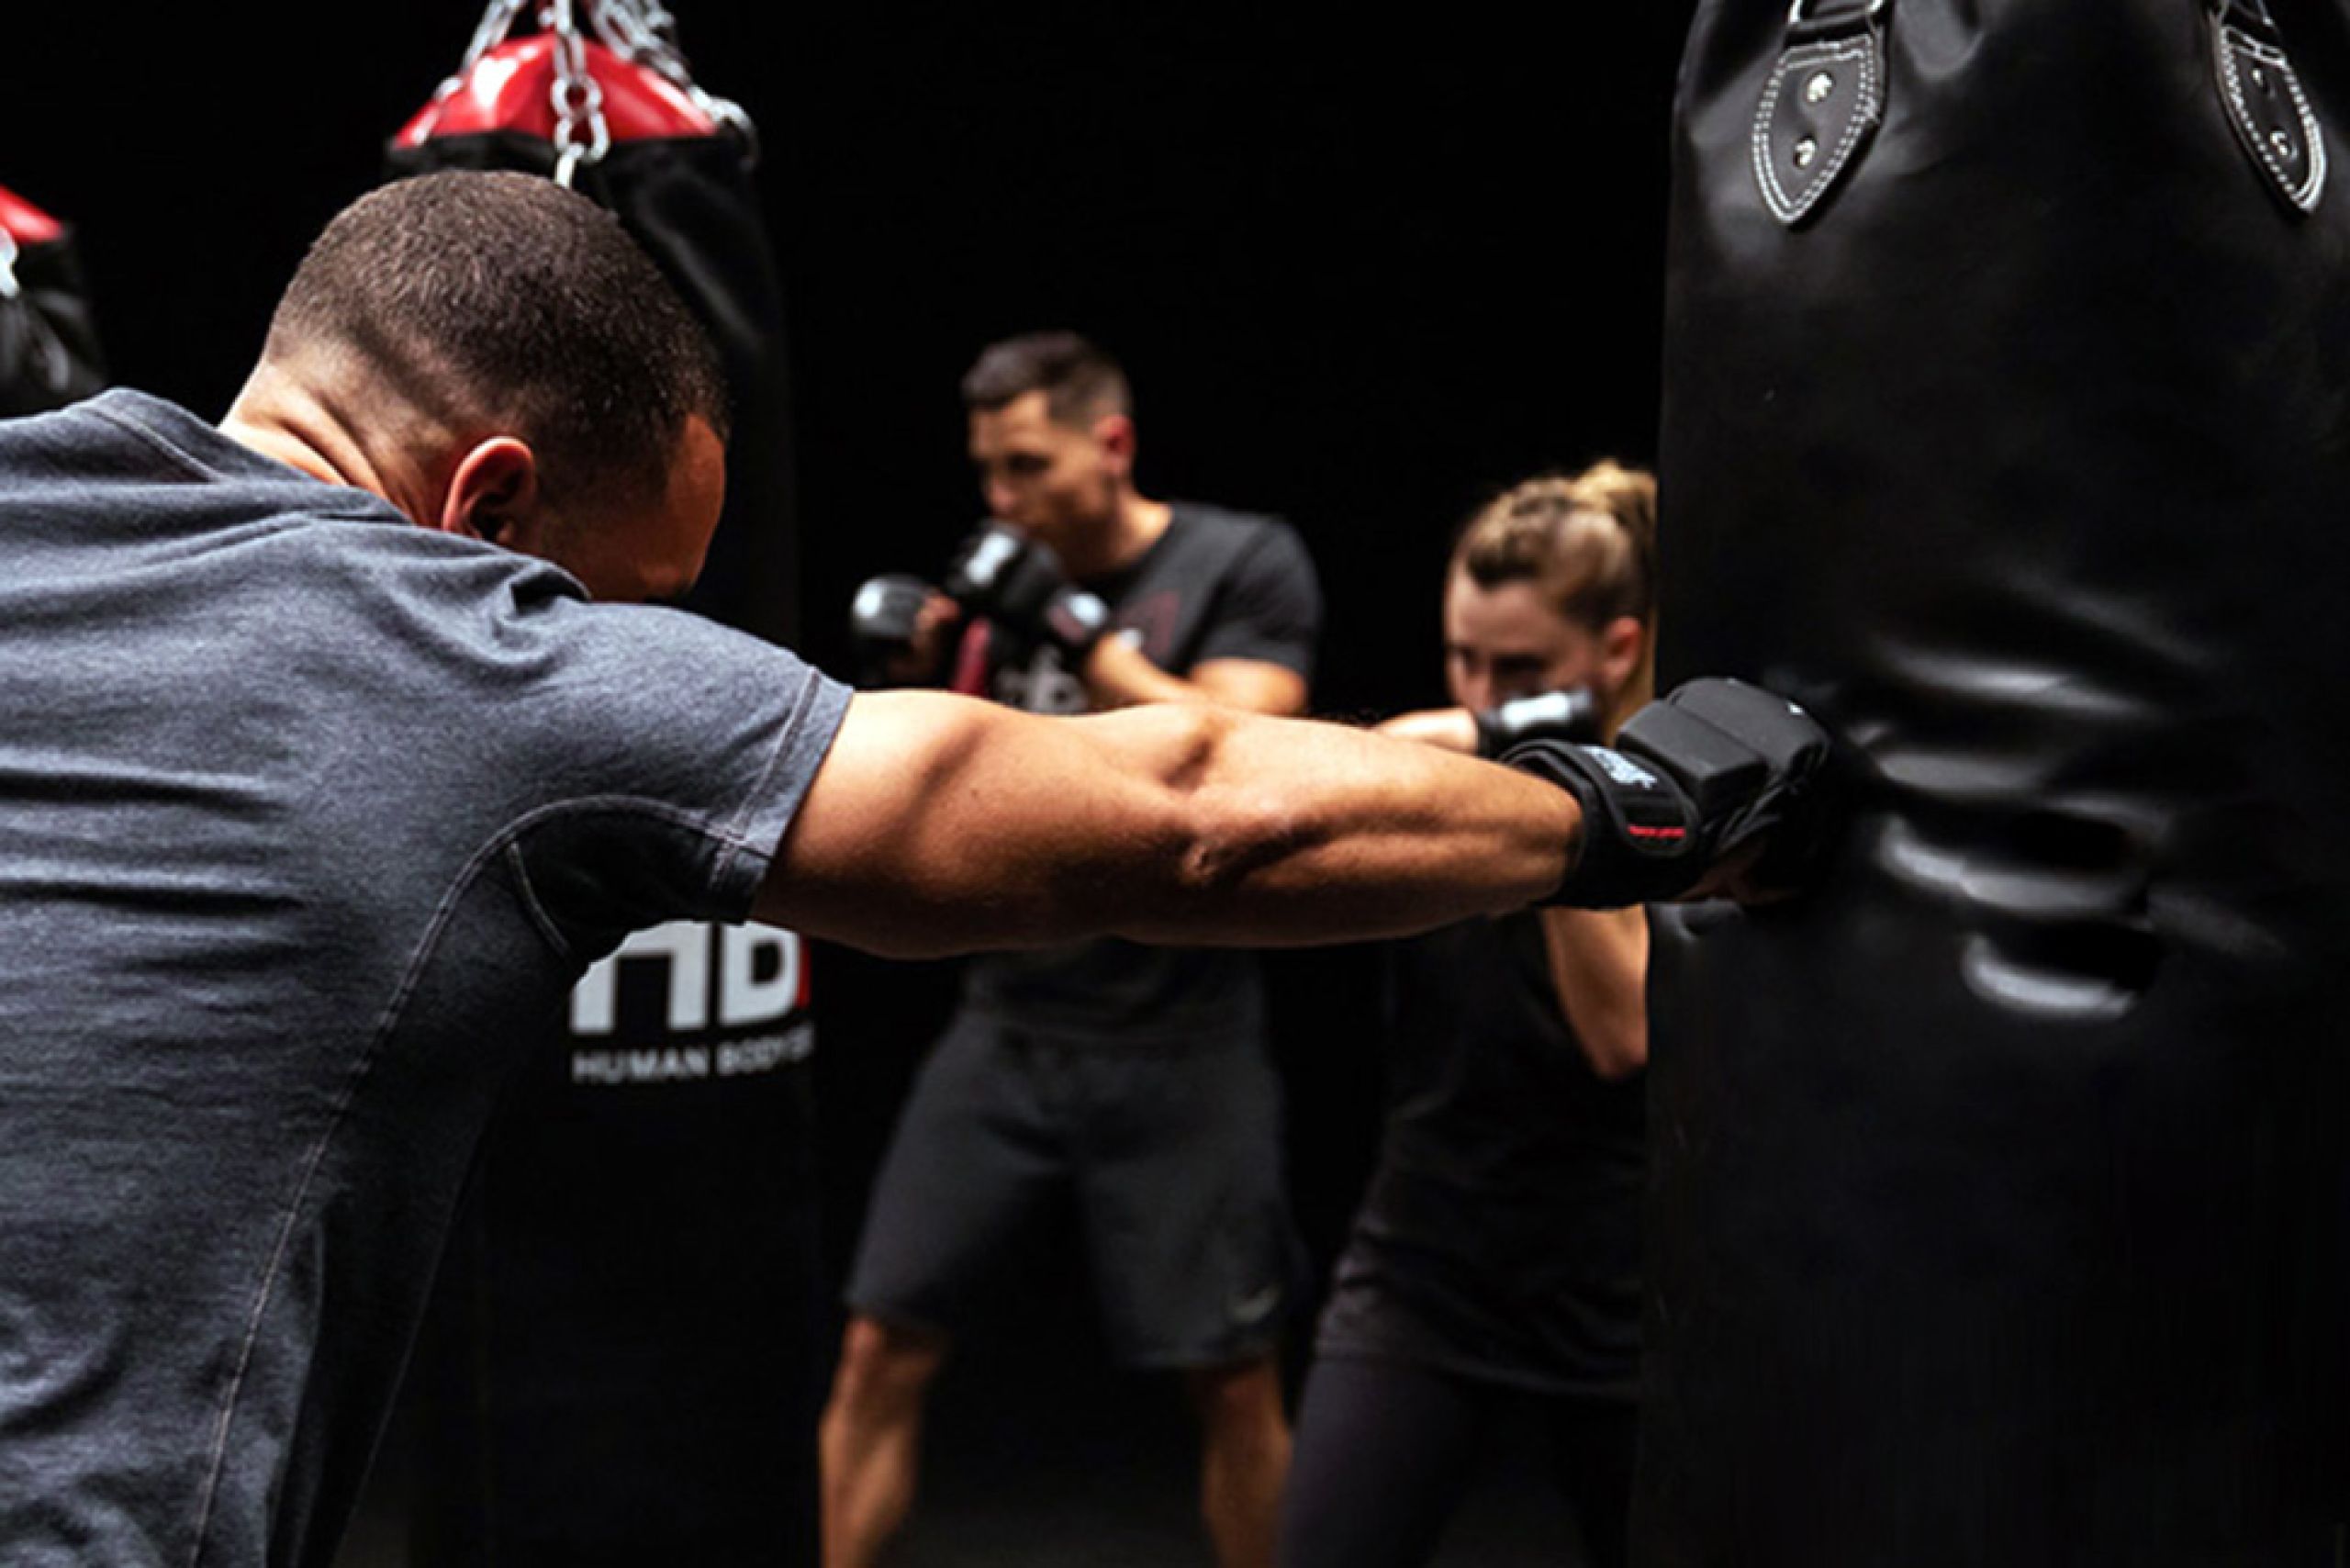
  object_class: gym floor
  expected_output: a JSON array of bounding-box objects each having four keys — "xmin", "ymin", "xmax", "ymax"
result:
[{"xmin": 884, "ymin": 1300, "xmax": 1591, "ymax": 1568}]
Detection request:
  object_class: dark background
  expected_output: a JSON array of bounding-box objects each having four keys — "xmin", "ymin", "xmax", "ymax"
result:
[{"xmin": 6, "ymin": 3, "xmax": 1695, "ymax": 1557}]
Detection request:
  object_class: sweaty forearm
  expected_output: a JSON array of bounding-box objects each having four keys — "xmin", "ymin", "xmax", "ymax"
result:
[
  {"xmin": 762, "ymin": 693, "xmax": 1577, "ymax": 958},
  {"xmin": 1091, "ymin": 702, "xmax": 1580, "ymax": 947}
]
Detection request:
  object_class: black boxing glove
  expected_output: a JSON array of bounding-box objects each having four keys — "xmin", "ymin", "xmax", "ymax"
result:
[
  {"xmin": 1472, "ymin": 688, "xmax": 1601, "ymax": 758},
  {"xmin": 848, "ymin": 573, "xmax": 946, "ymax": 687},
  {"xmin": 941, "ymin": 522, "xmax": 1113, "ymax": 662},
  {"xmin": 1501, "ymin": 678, "xmax": 1835, "ymax": 907}
]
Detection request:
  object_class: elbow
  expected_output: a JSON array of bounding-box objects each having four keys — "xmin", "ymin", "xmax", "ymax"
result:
[{"xmin": 1147, "ymin": 705, "xmax": 1310, "ymax": 910}]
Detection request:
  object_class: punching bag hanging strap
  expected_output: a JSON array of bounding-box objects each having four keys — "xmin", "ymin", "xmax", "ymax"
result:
[
  {"xmin": 2208, "ymin": 0, "xmax": 2327, "ymax": 214},
  {"xmin": 1752, "ymin": 0, "xmax": 1891, "ymax": 227}
]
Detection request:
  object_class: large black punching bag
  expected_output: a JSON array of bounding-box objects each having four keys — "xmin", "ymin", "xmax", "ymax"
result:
[
  {"xmin": 1647, "ymin": 2, "xmax": 2349, "ymax": 1563},
  {"xmin": 411, "ymin": 921, "xmax": 822, "ymax": 1567}
]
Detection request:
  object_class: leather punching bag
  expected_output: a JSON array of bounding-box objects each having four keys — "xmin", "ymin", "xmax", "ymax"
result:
[
  {"xmin": 1646, "ymin": 2, "xmax": 2350, "ymax": 1562},
  {"xmin": 0, "ymin": 185, "xmax": 105, "ymax": 417},
  {"xmin": 386, "ymin": 0, "xmax": 799, "ymax": 646},
  {"xmin": 411, "ymin": 922, "xmax": 822, "ymax": 1568}
]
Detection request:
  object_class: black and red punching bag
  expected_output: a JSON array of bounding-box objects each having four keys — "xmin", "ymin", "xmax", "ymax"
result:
[
  {"xmin": 0, "ymin": 184, "xmax": 105, "ymax": 417},
  {"xmin": 1646, "ymin": 2, "xmax": 2349, "ymax": 1562},
  {"xmin": 387, "ymin": 0, "xmax": 798, "ymax": 645}
]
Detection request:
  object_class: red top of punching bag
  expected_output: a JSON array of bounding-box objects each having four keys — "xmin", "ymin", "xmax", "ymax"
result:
[
  {"xmin": 392, "ymin": 35, "xmax": 719, "ymax": 148},
  {"xmin": 0, "ymin": 185, "xmax": 65, "ymax": 244}
]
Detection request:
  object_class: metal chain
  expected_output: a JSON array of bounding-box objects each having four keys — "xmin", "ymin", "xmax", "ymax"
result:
[
  {"xmin": 418, "ymin": 0, "xmax": 749, "ymax": 179},
  {"xmin": 0, "ymin": 230, "xmax": 19, "ymax": 302},
  {"xmin": 587, "ymin": 0, "xmax": 760, "ymax": 164},
  {"xmin": 543, "ymin": 0, "xmax": 612, "ymax": 187},
  {"xmin": 459, "ymin": 0, "xmax": 538, "ymax": 77},
  {"xmin": 412, "ymin": 0, "xmax": 536, "ymax": 140}
]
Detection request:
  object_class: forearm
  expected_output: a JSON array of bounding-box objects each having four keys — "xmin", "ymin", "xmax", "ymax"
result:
[
  {"xmin": 1538, "ymin": 906, "xmax": 1649, "ymax": 1080},
  {"xmin": 1080, "ymin": 637, "xmax": 1308, "ymax": 716},
  {"xmin": 1101, "ymin": 702, "xmax": 1577, "ymax": 946},
  {"xmin": 1082, "ymin": 634, "xmax": 1203, "ymax": 707},
  {"xmin": 761, "ymin": 692, "xmax": 1577, "ymax": 958},
  {"xmin": 1373, "ymin": 706, "xmax": 1477, "ymax": 753}
]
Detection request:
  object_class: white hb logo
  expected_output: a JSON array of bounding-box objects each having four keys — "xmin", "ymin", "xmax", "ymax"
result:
[{"xmin": 569, "ymin": 920, "xmax": 805, "ymax": 1036}]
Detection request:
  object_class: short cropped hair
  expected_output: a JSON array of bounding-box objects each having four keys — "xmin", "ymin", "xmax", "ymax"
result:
[
  {"xmin": 960, "ymin": 331, "xmax": 1132, "ymax": 427},
  {"xmin": 265, "ymin": 171, "xmax": 729, "ymax": 512}
]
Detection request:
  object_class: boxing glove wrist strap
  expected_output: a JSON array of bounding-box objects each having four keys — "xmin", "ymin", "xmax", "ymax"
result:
[
  {"xmin": 1503, "ymin": 678, "xmax": 1836, "ymax": 907},
  {"xmin": 1503, "ymin": 740, "xmax": 1702, "ymax": 907}
]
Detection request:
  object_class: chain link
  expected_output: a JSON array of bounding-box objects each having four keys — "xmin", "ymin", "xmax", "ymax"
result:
[
  {"xmin": 459, "ymin": 0, "xmax": 538, "ymax": 77},
  {"xmin": 420, "ymin": 0, "xmax": 751, "ymax": 179},
  {"xmin": 412, "ymin": 0, "xmax": 535, "ymax": 140},
  {"xmin": 543, "ymin": 0, "xmax": 612, "ymax": 187},
  {"xmin": 0, "ymin": 230, "xmax": 19, "ymax": 302},
  {"xmin": 587, "ymin": 0, "xmax": 760, "ymax": 164}
]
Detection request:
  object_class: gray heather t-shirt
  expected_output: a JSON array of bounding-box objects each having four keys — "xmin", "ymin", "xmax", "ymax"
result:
[{"xmin": 0, "ymin": 392, "xmax": 851, "ymax": 1566}]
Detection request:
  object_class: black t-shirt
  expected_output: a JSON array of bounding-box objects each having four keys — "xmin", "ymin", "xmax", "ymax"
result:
[
  {"xmin": 1316, "ymin": 913, "xmax": 1646, "ymax": 1397},
  {"xmin": 959, "ymin": 502, "xmax": 1319, "ymax": 1042}
]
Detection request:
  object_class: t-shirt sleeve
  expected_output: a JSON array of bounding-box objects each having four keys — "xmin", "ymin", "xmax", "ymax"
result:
[
  {"xmin": 1192, "ymin": 520, "xmax": 1322, "ymax": 680},
  {"xmin": 500, "ymin": 599, "xmax": 853, "ymax": 958}
]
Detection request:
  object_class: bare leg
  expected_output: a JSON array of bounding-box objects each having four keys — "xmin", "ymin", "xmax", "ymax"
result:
[
  {"xmin": 1187, "ymin": 1355, "xmax": 1292, "ymax": 1568},
  {"xmin": 819, "ymin": 1315, "xmax": 950, "ymax": 1568}
]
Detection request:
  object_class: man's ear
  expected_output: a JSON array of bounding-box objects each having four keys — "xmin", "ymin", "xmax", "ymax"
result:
[
  {"xmin": 440, "ymin": 437, "xmax": 544, "ymax": 550},
  {"xmin": 1091, "ymin": 412, "xmax": 1138, "ymax": 476}
]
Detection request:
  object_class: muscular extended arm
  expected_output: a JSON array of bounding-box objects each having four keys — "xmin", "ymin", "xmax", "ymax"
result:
[{"xmin": 755, "ymin": 690, "xmax": 1578, "ymax": 958}]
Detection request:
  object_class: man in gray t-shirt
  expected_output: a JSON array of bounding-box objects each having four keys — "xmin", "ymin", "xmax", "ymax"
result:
[
  {"xmin": 0, "ymin": 174, "xmax": 850, "ymax": 1568},
  {"xmin": 0, "ymin": 171, "xmax": 1785, "ymax": 1568}
]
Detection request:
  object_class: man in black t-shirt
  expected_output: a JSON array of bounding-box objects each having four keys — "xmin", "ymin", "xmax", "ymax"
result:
[{"xmin": 821, "ymin": 332, "xmax": 1320, "ymax": 1568}]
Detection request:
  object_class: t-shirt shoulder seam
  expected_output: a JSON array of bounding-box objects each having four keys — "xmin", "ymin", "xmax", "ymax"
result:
[{"xmin": 712, "ymin": 662, "xmax": 836, "ymax": 880}]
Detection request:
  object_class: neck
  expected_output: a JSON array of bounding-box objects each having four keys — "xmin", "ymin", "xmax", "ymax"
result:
[
  {"xmin": 218, "ymin": 361, "xmax": 440, "ymax": 526},
  {"xmin": 1080, "ymin": 488, "xmax": 1171, "ymax": 578}
]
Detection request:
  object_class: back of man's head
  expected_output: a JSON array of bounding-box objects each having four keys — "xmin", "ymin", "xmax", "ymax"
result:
[
  {"xmin": 960, "ymin": 331, "xmax": 1131, "ymax": 429},
  {"xmin": 264, "ymin": 171, "xmax": 729, "ymax": 513}
]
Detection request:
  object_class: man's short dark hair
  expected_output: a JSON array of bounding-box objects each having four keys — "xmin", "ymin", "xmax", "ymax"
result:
[
  {"xmin": 960, "ymin": 331, "xmax": 1132, "ymax": 427},
  {"xmin": 266, "ymin": 171, "xmax": 729, "ymax": 512}
]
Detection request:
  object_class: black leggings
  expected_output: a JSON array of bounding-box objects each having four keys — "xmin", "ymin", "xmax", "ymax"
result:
[{"xmin": 1277, "ymin": 1356, "xmax": 1635, "ymax": 1568}]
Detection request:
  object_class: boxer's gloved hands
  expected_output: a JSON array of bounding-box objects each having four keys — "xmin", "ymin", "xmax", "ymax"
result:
[
  {"xmin": 1502, "ymin": 678, "xmax": 1835, "ymax": 907},
  {"xmin": 1472, "ymin": 688, "xmax": 1601, "ymax": 758},
  {"xmin": 941, "ymin": 522, "xmax": 1113, "ymax": 663},
  {"xmin": 849, "ymin": 573, "xmax": 954, "ymax": 687}
]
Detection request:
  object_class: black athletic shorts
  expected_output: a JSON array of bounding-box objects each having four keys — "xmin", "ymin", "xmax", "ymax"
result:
[{"xmin": 845, "ymin": 1011, "xmax": 1299, "ymax": 1367}]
